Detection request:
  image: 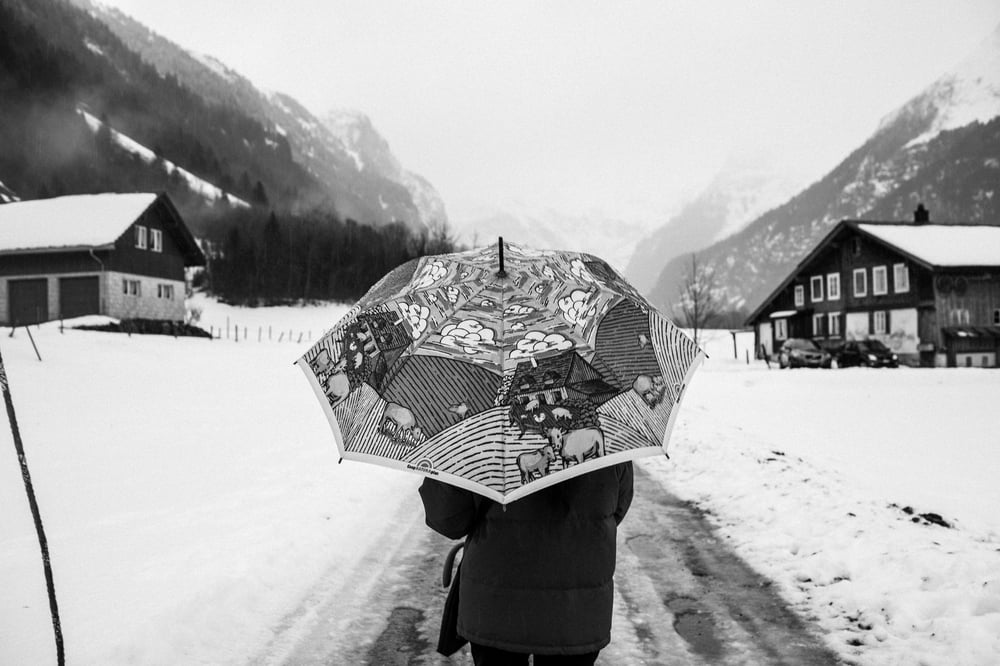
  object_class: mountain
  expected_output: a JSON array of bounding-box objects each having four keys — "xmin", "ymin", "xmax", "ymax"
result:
[
  {"xmin": 644, "ymin": 22, "xmax": 1000, "ymax": 318},
  {"xmin": 61, "ymin": 0, "xmax": 443, "ymax": 230},
  {"xmin": 624, "ymin": 155, "xmax": 808, "ymax": 294},
  {"xmin": 450, "ymin": 200, "xmax": 680, "ymax": 272},
  {"xmin": 321, "ymin": 109, "xmax": 448, "ymax": 226}
]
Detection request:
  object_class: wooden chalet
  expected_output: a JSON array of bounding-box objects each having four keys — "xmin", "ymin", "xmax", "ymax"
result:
[
  {"xmin": 509, "ymin": 350, "xmax": 619, "ymax": 405},
  {"xmin": 0, "ymin": 192, "xmax": 205, "ymax": 326},
  {"xmin": 745, "ymin": 206, "xmax": 1000, "ymax": 368}
]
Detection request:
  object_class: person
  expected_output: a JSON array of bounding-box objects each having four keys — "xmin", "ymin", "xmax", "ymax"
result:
[{"xmin": 419, "ymin": 462, "xmax": 634, "ymax": 665}]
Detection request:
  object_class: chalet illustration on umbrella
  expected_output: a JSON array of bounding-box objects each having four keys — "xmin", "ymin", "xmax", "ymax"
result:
[{"xmin": 296, "ymin": 240, "xmax": 704, "ymax": 504}]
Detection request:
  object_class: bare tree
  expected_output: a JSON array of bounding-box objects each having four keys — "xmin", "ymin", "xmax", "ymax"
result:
[{"xmin": 674, "ymin": 253, "xmax": 723, "ymax": 346}]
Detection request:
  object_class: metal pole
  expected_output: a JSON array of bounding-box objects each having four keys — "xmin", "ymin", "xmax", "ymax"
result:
[{"xmin": 0, "ymin": 344, "xmax": 64, "ymax": 665}]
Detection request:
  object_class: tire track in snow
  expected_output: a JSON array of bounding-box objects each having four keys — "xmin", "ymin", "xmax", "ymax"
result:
[{"xmin": 262, "ymin": 463, "xmax": 842, "ymax": 664}]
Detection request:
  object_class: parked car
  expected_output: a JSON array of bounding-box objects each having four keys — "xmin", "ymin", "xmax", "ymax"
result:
[
  {"xmin": 834, "ymin": 339, "xmax": 899, "ymax": 368},
  {"xmin": 777, "ymin": 338, "xmax": 832, "ymax": 369}
]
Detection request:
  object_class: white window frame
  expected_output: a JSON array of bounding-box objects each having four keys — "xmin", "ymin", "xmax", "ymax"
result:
[
  {"xmin": 827, "ymin": 273, "xmax": 841, "ymax": 300},
  {"xmin": 853, "ymin": 268, "xmax": 867, "ymax": 297},
  {"xmin": 774, "ymin": 318, "xmax": 788, "ymax": 341},
  {"xmin": 123, "ymin": 279, "xmax": 140, "ymax": 296},
  {"xmin": 135, "ymin": 225, "xmax": 148, "ymax": 249},
  {"xmin": 872, "ymin": 265, "xmax": 888, "ymax": 295},
  {"xmin": 794, "ymin": 285, "xmax": 804, "ymax": 308},
  {"xmin": 873, "ymin": 310, "xmax": 887, "ymax": 335},
  {"xmin": 893, "ymin": 263, "xmax": 909, "ymax": 293},
  {"xmin": 812, "ymin": 313, "xmax": 824, "ymax": 337},
  {"xmin": 810, "ymin": 275, "xmax": 824, "ymax": 302},
  {"xmin": 828, "ymin": 312, "xmax": 841, "ymax": 337},
  {"xmin": 151, "ymin": 228, "xmax": 163, "ymax": 253}
]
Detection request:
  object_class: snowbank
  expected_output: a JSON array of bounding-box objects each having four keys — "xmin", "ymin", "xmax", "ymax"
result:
[{"xmin": 1, "ymin": 302, "xmax": 998, "ymax": 665}]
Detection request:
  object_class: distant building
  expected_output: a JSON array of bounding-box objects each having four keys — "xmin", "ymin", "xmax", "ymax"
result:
[
  {"xmin": 0, "ymin": 192, "xmax": 205, "ymax": 325},
  {"xmin": 745, "ymin": 206, "xmax": 1000, "ymax": 368}
]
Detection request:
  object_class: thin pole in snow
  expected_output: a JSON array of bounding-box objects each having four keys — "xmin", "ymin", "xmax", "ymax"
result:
[
  {"xmin": 24, "ymin": 327, "xmax": 42, "ymax": 362},
  {"xmin": 0, "ymin": 344, "xmax": 64, "ymax": 665}
]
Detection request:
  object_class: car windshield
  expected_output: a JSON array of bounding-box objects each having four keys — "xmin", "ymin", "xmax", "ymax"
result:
[
  {"xmin": 785, "ymin": 339, "xmax": 820, "ymax": 351},
  {"xmin": 859, "ymin": 340, "xmax": 889, "ymax": 352}
]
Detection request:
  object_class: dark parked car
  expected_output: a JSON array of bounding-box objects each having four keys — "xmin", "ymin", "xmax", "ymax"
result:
[
  {"xmin": 778, "ymin": 338, "xmax": 832, "ymax": 369},
  {"xmin": 834, "ymin": 339, "xmax": 899, "ymax": 368}
]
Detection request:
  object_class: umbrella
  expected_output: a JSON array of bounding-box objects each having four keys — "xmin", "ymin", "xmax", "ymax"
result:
[{"xmin": 296, "ymin": 239, "xmax": 704, "ymax": 504}]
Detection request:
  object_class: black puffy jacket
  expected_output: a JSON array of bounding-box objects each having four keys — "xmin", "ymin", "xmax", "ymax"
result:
[{"xmin": 419, "ymin": 462, "xmax": 634, "ymax": 655}]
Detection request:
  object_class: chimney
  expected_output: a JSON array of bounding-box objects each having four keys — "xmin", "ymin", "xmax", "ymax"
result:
[{"xmin": 913, "ymin": 203, "xmax": 929, "ymax": 224}]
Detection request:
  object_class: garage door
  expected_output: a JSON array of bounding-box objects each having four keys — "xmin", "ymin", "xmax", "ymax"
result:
[
  {"xmin": 59, "ymin": 276, "xmax": 100, "ymax": 319},
  {"xmin": 8, "ymin": 278, "xmax": 49, "ymax": 325}
]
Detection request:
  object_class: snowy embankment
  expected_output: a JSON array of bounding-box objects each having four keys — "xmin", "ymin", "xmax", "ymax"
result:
[{"xmin": 1, "ymin": 302, "xmax": 998, "ymax": 665}]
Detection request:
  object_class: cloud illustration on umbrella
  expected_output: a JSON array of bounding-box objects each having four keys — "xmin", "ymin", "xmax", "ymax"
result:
[
  {"xmin": 558, "ymin": 289, "xmax": 597, "ymax": 327},
  {"xmin": 413, "ymin": 260, "xmax": 449, "ymax": 289},
  {"xmin": 398, "ymin": 301, "xmax": 430, "ymax": 339},
  {"xmin": 440, "ymin": 319, "xmax": 497, "ymax": 354},
  {"xmin": 570, "ymin": 259, "xmax": 595, "ymax": 282},
  {"xmin": 509, "ymin": 331, "xmax": 574, "ymax": 359}
]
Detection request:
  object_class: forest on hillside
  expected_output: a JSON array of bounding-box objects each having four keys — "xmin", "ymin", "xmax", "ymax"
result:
[{"xmin": 201, "ymin": 209, "xmax": 456, "ymax": 305}]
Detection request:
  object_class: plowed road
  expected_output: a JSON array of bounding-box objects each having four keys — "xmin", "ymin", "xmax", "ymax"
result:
[{"xmin": 253, "ymin": 465, "xmax": 843, "ymax": 665}]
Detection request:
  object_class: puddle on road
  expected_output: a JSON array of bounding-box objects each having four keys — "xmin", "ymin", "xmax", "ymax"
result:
[
  {"xmin": 366, "ymin": 606, "xmax": 429, "ymax": 665},
  {"xmin": 666, "ymin": 595, "xmax": 724, "ymax": 661}
]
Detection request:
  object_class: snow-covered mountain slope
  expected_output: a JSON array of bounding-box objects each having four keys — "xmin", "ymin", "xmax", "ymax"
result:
[
  {"xmin": 645, "ymin": 22, "xmax": 1000, "ymax": 316},
  {"xmin": 888, "ymin": 23, "xmax": 1000, "ymax": 148},
  {"xmin": 625, "ymin": 155, "xmax": 808, "ymax": 294},
  {"xmin": 78, "ymin": 107, "xmax": 249, "ymax": 207},
  {"xmin": 70, "ymin": 0, "xmax": 444, "ymax": 230},
  {"xmin": 0, "ymin": 179, "xmax": 19, "ymax": 203},
  {"xmin": 322, "ymin": 110, "xmax": 448, "ymax": 226}
]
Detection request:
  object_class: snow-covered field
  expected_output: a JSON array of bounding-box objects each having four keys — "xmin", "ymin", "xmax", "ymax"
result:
[{"xmin": 1, "ymin": 300, "xmax": 998, "ymax": 665}]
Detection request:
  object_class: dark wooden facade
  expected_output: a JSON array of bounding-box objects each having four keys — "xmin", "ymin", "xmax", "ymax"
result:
[
  {"xmin": 746, "ymin": 217, "xmax": 1000, "ymax": 368},
  {"xmin": 0, "ymin": 193, "xmax": 203, "ymax": 325}
]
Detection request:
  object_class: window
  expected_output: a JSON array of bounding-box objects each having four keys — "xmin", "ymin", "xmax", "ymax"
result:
[
  {"xmin": 994, "ymin": 309, "xmax": 1000, "ymax": 325},
  {"xmin": 812, "ymin": 313, "xmax": 824, "ymax": 337},
  {"xmin": 151, "ymin": 228, "xmax": 163, "ymax": 253},
  {"xmin": 853, "ymin": 268, "xmax": 867, "ymax": 297},
  {"xmin": 852, "ymin": 238, "xmax": 862, "ymax": 257},
  {"xmin": 949, "ymin": 309, "xmax": 971, "ymax": 325},
  {"xmin": 123, "ymin": 279, "xmax": 140, "ymax": 296},
  {"xmin": 810, "ymin": 275, "xmax": 824, "ymax": 302},
  {"xmin": 775, "ymin": 318, "xmax": 788, "ymax": 341},
  {"xmin": 872, "ymin": 266, "xmax": 888, "ymax": 295},
  {"xmin": 135, "ymin": 225, "xmax": 148, "ymax": 249},
  {"xmin": 157, "ymin": 284, "xmax": 174, "ymax": 299},
  {"xmin": 893, "ymin": 263, "xmax": 909, "ymax": 293},
  {"xmin": 827, "ymin": 273, "xmax": 841, "ymax": 300},
  {"xmin": 828, "ymin": 312, "xmax": 841, "ymax": 337},
  {"xmin": 873, "ymin": 310, "xmax": 887, "ymax": 334},
  {"xmin": 794, "ymin": 285, "xmax": 804, "ymax": 307}
]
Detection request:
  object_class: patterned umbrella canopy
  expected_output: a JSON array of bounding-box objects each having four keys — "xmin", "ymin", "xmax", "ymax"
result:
[{"xmin": 296, "ymin": 240, "xmax": 704, "ymax": 504}]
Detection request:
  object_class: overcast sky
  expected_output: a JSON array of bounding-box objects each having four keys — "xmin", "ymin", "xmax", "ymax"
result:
[{"xmin": 98, "ymin": 0, "xmax": 1000, "ymax": 218}]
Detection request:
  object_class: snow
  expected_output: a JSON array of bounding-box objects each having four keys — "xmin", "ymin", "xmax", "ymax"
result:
[
  {"xmin": 0, "ymin": 193, "xmax": 157, "ymax": 252},
  {"xmin": 856, "ymin": 223, "xmax": 1000, "ymax": 267},
  {"xmin": 191, "ymin": 51, "xmax": 238, "ymax": 83},
  {"xmin": 2, "ymin": 304, "xmax": 999, "ymax": 665},
  {"xmin": 900, "ymin": 24, "xmax": 1000, "ymax": 148},
  {"xmin": 78, "ymin": 109, "xmax": 250, "ymax": 208}
]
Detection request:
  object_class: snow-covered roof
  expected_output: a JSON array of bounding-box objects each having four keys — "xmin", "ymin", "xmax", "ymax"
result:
[
  {"xmin": 0, "ymin": 193, "xmax": 158, "ymax": 253},
  {"xmin": 855, "ymin": 223, "xmax": 1000, "ymax": 267}
]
